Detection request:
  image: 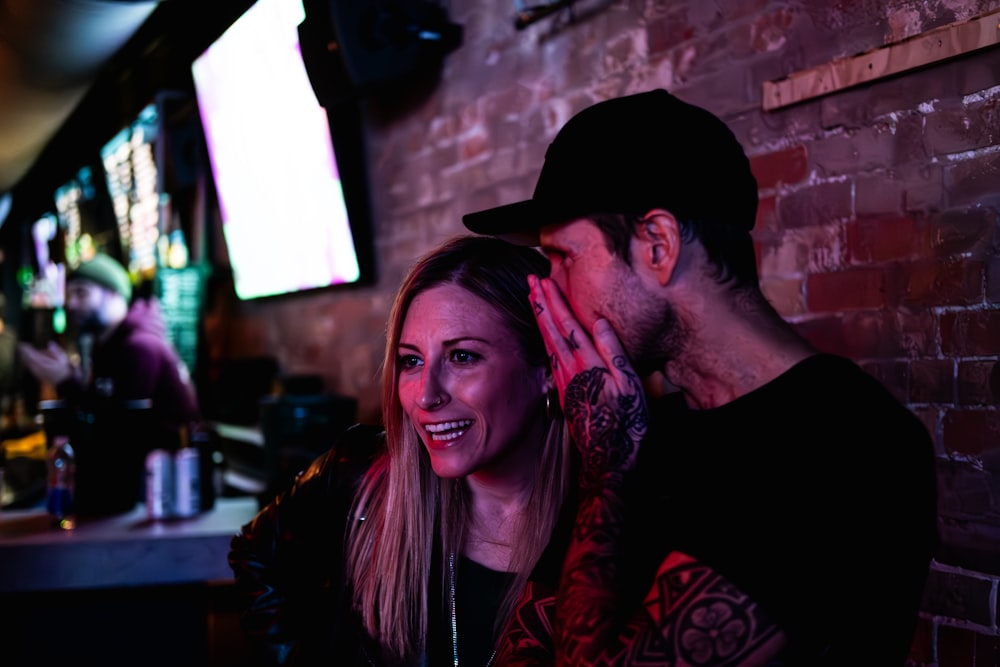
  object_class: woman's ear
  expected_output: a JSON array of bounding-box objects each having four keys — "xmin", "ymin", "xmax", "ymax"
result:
[
  {"xmin": 542, "ymin": 367, "xmax": 556, "ymax": 395},
  {"xmin": 636, "ymin": 209, "xmax": 680, "ymax": 286}
]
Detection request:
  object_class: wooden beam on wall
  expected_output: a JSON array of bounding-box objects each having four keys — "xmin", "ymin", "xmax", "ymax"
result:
[{"xmin": 763, "ymin": 10, "xmax": 1000, "ymax": 112}]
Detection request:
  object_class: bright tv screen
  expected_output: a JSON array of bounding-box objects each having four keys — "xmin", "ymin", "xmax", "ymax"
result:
[{"xmin": 191, "ymin": 0, "xmax": 366, "ymax": 300}]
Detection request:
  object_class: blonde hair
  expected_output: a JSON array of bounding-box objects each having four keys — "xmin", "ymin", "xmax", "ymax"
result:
[{"xmin": 345, "ymin": 235, "xmax": 572, "ymax": 659}]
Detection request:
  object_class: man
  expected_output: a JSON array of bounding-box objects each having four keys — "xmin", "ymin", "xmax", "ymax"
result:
[
  {"xmin": 19, "ymin": 252, "xmax": 200, "ymax": 441},
  {"xmin": 463, "ymin": 89, "xmax": 939, "ymax": 666}
]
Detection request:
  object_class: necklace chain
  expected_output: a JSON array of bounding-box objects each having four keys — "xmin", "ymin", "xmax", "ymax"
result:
[{"xmin": 449, "ymin": 551, "xmax": 497, "ymax": 667}]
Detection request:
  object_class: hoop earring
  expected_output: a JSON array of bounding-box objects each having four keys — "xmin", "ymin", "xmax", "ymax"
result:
[{"xmin": 545, "ymin": 390, "xmax": 560, "ymax": 420}]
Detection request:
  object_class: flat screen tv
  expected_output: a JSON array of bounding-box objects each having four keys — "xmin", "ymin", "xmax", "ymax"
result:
[{"xmin": 191, "ymin": 0, "xmax": 374, "ymax": 301}]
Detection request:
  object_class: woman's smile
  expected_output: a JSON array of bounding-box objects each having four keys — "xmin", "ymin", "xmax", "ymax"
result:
[{"xmin": 423, "ymin": 419, "xmax": 474, "ymax": 446}]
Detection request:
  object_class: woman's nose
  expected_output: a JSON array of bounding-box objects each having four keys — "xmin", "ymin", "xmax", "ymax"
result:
[{"xmin": 416, "ymin": 371, "xmax": 448, "ymax": 410}]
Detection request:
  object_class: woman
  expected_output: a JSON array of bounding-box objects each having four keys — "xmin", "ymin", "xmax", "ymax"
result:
[{"xmin": 228, "ymin": 235, "xmax": 575, "ymax": 666}]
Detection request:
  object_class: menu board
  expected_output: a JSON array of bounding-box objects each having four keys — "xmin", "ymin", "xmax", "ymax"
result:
[
  {"xmin": 100, "ymin": 103, "xmax": 161, "ymax": 280},
  {"xmin": 156, "ymin": 265, "xmax": 208, "ymax": 373}
]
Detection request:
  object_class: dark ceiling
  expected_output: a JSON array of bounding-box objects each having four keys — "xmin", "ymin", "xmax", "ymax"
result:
[{"xmin": 0, "ymin": 0, "xmax": 255, "ymax": 229}]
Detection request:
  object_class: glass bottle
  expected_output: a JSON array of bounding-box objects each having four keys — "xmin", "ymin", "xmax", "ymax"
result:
[{"xmin": 46, "ymin": 435, "xmax": 76, "ymax": 530}]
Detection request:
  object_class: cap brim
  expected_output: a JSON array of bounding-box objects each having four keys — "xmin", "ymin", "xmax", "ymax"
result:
[{"xmin": 462, "ymin": 200, "xmax": 542, "ymax": 246}]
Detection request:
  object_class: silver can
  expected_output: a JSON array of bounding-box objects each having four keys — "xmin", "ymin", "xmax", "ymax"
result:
[
  {"xmin": 145, "ymin": 449, "xmax": 175, "ymax": 520},
  {"xmin": 174, "ymin": 447, "xmax": 201, "ymax": 517}
]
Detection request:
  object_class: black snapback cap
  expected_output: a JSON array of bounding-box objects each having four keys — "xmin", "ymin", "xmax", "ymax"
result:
[{"xmin": 462, "ymin": 89, "xmax": 758, "ymax": 244}]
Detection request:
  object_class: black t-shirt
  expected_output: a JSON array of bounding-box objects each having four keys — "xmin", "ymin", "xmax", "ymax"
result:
[
  {"xmin": 624, "ymin": 353, "xmax": 939, "ymax": 666},
  {"xmin": 454, "ymin": 557, "xmax": 515, "ymax": 667}
]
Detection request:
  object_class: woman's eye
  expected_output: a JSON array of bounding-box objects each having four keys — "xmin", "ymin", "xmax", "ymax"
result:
[
  {"xmin": 398, "ymin": 354, "xmax": 422, "ymax": 370},
  {"xmin": 450, "ymin": 350, "xmax": 481, "ymax": 364}
]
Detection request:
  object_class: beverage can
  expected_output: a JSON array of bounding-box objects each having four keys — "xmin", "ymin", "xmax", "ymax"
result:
[
  {"xmin": 145, "ymin": 449, "xmax": 174, "ymax": 519},
  {"xmin": 174, "ymin": 447, "xmax": 201, "ymax": 517}
]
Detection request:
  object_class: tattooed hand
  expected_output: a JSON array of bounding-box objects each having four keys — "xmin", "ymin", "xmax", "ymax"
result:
[{"xmin": 528, "ymin": 275, "xmax": 648, "ymax": 484}]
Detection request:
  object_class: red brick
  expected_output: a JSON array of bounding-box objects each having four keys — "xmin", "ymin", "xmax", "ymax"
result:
[
  {"xmin": 809, "ymin": 125, "xmax": 897, "ymax": 175},
  {"xmin": 957, "ymin": 361, "xmax": 997, "ymax": 406},
  {"xmin": 900, "ymin": 161, "xmax": 945, "ymax": 212},
  {"xmin": 902, "ymin": 258, "xmax": 985, "ymax": 308},
  {"xmin": 861, "ymin": 360, "xmax": 909, "ymax": 405},
  {"xmin": 748, "ymin": 7, "xmax": 794, "ymax": 54},
  {"xmin": 758, "ymin": 225, "xmax": 844, "ymax": 276},
  {"xmin": 942, "ymin": 409, "xmax": 1000, "ymax": 456},
  {"xmin": 806, "ymin": 267, "xmax": 885, "ymax": 312},
  {"xmin": 910, "ymin": 359, "xmax": 955, "ymax": 404},
  {"xmin": 930, "ymin": 207, "xmax": 998, "ymax": 259},
  {"xmin": 484, "ymin": 85, "xmax": 538, "ymax": 119},
  {"xmin": 988, "ymin": 256, "xmax": 1000, "ymax": 304},
  {"xmin": 646, "ymin": 14, "xmax": 697, "ymax": 55},
  {"xmin": 924, "ymin": 96, "xmax": 1000, "ymax": 156},
  {"xmin": 941, "ymin": 311, "xmax": 1000, "ymax": 356},
  {"xmin": 977, "ymin": 632, "xmax": 1000, "ymax": 667},
  {"xmin": 896, "ymin": 308, "xmax": 938, "ymax": 357},
  {"xmin": 749, "ymin": 144, "xmax": 808, "ymax": 190},
  {"xmin": 946, "ymin": 150, "xmax": 1000, "ymax": 208},
  {"xmin": 890, "ymin": 110, "xmax": 929, "ymax": 164},
  {"xmin": 460, "ymin": 132, "xmax": 490, "ymax": 161},
  {"xmin": 754, "ymin": 194, "xmax": 778, "ymax": 234},
  {"xmin": 798, "ymin": 311, "xmax": 909, "ymax": 359},
  {"xmin": 846, "ymin": 214, "xmax": 931, "ymax": 264},
  {"xmin": 937, "ymin": 624, "xmax": 977, "ymax": 667},
  {"xmin": 906, "ymin": 617, "xmax": 934, "ymax": 665},
  {"xmin": 777, "ymin": 180, "xmax": 852, "ymax": 228},
  {"xmin": 801, "ymin": 308, "xmax": 938, "ymax": 361},
  {"xmin": 760, "ymin": 276, "xmax": 804, "ymax": 317},
  {"xmin": 855, "ymin": 173, "xmax": 904, "ymax": 216}
]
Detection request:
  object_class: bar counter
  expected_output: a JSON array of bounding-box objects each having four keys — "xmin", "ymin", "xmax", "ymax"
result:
[
  {"xmin": 0, "ymin": 497, "xmax": 262, "ymax": 667},
  {"xmin": 0, "ymin": 496, "xmax": 259, "ymax": 593}
]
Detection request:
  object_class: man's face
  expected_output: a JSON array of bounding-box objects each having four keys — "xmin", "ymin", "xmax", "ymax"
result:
[
  {"xmin": 538, "ymin": 218, "xmax": 671, "ymax": 374},
  {"xmin": 65, "ymin": 280, "xmax": 113, "ymax": 334},
  {"xmin": 538, "ymin": 218, "xmax": 621, "ymax": 333}
]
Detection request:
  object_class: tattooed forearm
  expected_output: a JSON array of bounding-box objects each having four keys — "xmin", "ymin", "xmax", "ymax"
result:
[
  {"xmin": 555, "ymin": 551, "xmax": 784, "ymax": 667},
  {"xmin": 563, "ymin": 362, "xmax": 646, "ymax": 487},
  {"xmin": 556, "ymin": 485, "xmax": 628, "ymax": 665},
  {"xmin": 556, "ymin": 365, "xmax": 639, "ymax": 666},
  {"xmin": 635, "ymin": 555, "xmax": 782, "ymax": 665},
  {"xmin": 494, "ymin": 582, "xmax": 557, "ymax": 666}
]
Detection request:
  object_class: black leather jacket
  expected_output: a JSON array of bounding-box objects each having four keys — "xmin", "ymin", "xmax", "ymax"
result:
[
  {"xmin": 228, "ymin": 423, "xmax": 576, "ymax": 667},
  {"xmin": 228, "ymin": 423, "xmax": 388, "ymax": 666}
]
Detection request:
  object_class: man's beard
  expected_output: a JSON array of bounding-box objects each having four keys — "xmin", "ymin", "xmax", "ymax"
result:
[
  {"xmin": 67, "ymin": 309, "xmax": 108, "ymax": 338},
  {"xmin": 628, "ymin": 300, "xmax": 684, "ymax": 377}
]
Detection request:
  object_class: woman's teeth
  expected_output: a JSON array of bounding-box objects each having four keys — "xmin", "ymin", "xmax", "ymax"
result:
[{"xmin": 426, "ymin": 420, "xmax": 472, "ymax": 442}]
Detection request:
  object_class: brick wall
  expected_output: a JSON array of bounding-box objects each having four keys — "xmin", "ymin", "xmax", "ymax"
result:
[{"xmin": 202, "ymin": 1, "xmax": 1000, "ymax": 663}]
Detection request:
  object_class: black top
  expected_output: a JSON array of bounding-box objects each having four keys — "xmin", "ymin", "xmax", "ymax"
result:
[
  {"xmin": 624, "ymin": 353, "xmax": 939, "ymax": 666},
  {"xmin": 456, "ymin": 557, "xmax": 514, "ymax": 667}
]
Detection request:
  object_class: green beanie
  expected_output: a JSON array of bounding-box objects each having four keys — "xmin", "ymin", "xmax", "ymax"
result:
[{"xmin": 68, "ymin": 254, "xmax": 133, "ymax": 301}]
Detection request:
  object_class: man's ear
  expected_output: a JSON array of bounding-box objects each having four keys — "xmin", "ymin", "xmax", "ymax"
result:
[{"xmin": 636, "ymin": 209, "xmax": 680, "ymax": 286}]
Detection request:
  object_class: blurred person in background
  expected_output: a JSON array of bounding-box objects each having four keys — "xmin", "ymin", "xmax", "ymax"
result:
[{"xmin": 18, "ymin": 252, "xmax": 200, "ymax": 441}]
